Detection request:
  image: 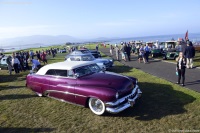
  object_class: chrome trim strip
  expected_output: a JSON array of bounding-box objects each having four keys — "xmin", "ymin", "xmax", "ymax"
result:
[
  {"xmin": 46, "ymin": 90, "xmax": 87, "ymax": 98},
  {"xmin": 105, "ymin": 85, "xmax": 141, "ymax": 107},
  {"xmin": 47, "ymin": 95, "xmax": 84, "ymax": 107},
  {"xmin": 57, "ymin": 84, "xmax": 75, "ymax": 89}
]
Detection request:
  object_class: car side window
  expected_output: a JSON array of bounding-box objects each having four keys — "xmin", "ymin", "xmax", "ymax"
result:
[
  {"xmin": 46, "ymin": 69, "xmax": 56, "ymax": 75},
  {"xmin": 55, "ymin": 70, "xmax": 67, "ymax": 77}
]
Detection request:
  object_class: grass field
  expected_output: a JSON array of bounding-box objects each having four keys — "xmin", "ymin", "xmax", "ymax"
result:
[{"xmin": 0, "ymin": 45, "xmax": 200, "ymax": 133}]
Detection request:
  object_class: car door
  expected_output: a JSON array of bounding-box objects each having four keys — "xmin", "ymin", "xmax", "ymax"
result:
[{"xmin": 46, "ymin": 69, "xmax": 76, "ymax": 103}]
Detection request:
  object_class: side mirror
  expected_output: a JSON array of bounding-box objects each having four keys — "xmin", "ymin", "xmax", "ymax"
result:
[{"xmin": 74, "ymin": 73, "xmax": 80, "ymax": 78}]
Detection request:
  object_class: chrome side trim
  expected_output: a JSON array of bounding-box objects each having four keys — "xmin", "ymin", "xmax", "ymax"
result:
[
  {"xmin": 47, "ymin": 95, "xmax": 84, "ymax": 107},
  {"xmin": 57, "ymin": 84, "xmax": 75, "ymax": 89},
  {"xmin": 46, "ymin": 90, "xmax": 87, "ymax": 98},
  {"xmin": 105, "ymin": 85, "xmax": 141, "ymax": 107}
]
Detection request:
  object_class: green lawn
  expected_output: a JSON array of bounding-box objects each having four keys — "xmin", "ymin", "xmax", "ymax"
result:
[{"xmin": 0, "ymin": 46, "xmax": 200, "ymax": 133}]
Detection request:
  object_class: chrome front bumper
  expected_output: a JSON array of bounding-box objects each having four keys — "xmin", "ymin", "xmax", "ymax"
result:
[{"xmin": 105, "ymin": 85, "xmax": 142, "ymax": 114}]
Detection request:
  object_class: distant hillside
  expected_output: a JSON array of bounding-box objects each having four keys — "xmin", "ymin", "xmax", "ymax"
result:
[{"xmin": 0, "ymin": 35, "xmax": 83, "ymax": 47}]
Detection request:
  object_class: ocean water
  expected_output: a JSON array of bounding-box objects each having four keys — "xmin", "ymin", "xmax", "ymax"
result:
[
  {"xmin": 106, "ymin": 33, "xmax": 200, "ymax": 44},
  {"xmin": 1, "ymin": 33, "xmax": 200, "ymax": 52}
]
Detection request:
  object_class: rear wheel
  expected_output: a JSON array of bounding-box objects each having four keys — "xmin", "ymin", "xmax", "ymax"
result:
[{"xmin": 88, "ymin": 98, "xmax": 105, "ymax": 115}]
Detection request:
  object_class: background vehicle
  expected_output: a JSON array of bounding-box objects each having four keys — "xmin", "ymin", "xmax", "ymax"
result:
[
  {"xmin": 65, "ymin": 53, "xmax": 113, "ymax": 69},
  {"xmin": 72, "ymin": 49, "xmax": 101, "ymax": 58},
  {"xmin": 151, "ymin": 42, "xmax": 165, "ymax": 57},
  {"xmin": 59, "ymin": 48, "xmax": 67, "ymax": 53},
  {"xmin": 0, "ymin": 56, "xmax": 9, "ymax": 70},
  {"xmin": 162, "ymin": 40, "xmax": 181, "ymax": 60}
]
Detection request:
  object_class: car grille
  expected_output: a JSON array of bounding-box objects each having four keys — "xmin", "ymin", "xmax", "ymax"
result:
[{"xmin": 124, "ymin": 90, "xmax": 137, "ymax": 101}]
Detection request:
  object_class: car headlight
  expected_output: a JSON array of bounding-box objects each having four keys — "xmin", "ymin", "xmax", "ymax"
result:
[
  {"xmin": 116, "ymin": 92, "xmax": 119, "ymax": 99},
  {"xmin": 109, "ymin": 59, "xmax": 113, "ymax": 62}
]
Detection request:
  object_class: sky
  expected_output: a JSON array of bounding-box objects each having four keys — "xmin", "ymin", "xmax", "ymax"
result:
[{"xmin": 0, "ymin": 0, "xmax": 200, "ymax": 40}]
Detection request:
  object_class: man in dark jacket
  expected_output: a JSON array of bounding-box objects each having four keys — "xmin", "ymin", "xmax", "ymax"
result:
[
  {"xmin": 126, "ymin": 43, "xmax": 132, "ymax": 61},
  {"xmin": 184, "ymin": 41, "xmax": 195, "ymax": 68}
]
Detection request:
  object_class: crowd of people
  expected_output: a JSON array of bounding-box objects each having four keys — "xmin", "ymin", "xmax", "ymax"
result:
[
  {"xmin": 5, "ymin": 47, "xmax": 61, "ymax": 75},
  {"xmin": 107, "ymin": 39, "xmax": 196, "ymax": 87},
  {"xmin": 109, "ymin": 42, "xmax": 152, "ymax": 63}
]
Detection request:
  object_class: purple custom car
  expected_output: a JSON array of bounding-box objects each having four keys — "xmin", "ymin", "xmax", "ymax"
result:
[{"xmin": 26, "ymin": 61, "xmax": 142, "ymax": 115}]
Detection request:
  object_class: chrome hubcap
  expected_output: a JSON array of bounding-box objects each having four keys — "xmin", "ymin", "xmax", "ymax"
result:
[{"xmin": 91, "ymin": 99, "xmax": 103, "ymax": 112}]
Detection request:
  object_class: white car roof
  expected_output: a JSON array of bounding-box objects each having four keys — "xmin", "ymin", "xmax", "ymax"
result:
[{"xmin": 36, "ymin": 61, "xmax": 96, "ymax": 75}]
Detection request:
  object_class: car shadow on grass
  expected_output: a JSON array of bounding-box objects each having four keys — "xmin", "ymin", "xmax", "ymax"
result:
[
  {"xmin": 0, "ymin": 94, "xmax": 37, "ymax": 100},
  {"xmin": 107, "ymin": 82, "xmax": 196, "ymax": 120},
  {"xmin": 0, "ymin": 127, "xmax": 56, "ymax": 133},
  {"xmin": 0, "ymin": 85, "xmax": 25, "ymax": 91},
  {"xmin": 0, "ymin": 74, "xmax": 24, "ymax": 83}
]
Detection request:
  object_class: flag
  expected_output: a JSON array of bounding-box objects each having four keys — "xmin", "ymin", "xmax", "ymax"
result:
[{"xmin": 185, "ymin": 30, "xmax": 188, "ymax": 41}]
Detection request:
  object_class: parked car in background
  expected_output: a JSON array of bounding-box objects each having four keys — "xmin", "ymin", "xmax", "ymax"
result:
[
  {"xmin": 65, "ymin": 53, "xmax": 113, "ymax": 69},
  {"xmin": 151, "ymin": 42, "xmax": 165, "ymax": 57},
  {"xmin": 72, "ymin": 49, "xmax": 101, "ymax": 58},
  {"xmin": 0, "ymin": 56, "xmax": 10, "ymax": 70},
  {"xmin": 163, "ymin": 40, "xmax": 182, "ymax": 60},
  {"xmin": 59, "ymin": 48, "xmax": 67, "ymax": 53},
  {"xmin": 151, "ymin": 49, "xmax": 163, "ymax": 57},
  {"xmin": 26, "ymin": 61, "xmax": 142, "ymax": 115}
]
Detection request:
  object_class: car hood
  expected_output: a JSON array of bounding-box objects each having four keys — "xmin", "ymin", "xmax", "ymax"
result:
[{"xmin": 77, "ymin": 72, "xmax": 134, "ymax": 93}]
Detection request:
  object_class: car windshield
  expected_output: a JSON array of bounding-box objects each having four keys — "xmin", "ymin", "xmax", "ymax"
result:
[
  {"xmin": 82, "ymin": 55, "xmax": 95, "ymax": 61},
  {"xmin": 166, "ymin": 42, "xmax": 176, "ymax": 48},
  {"xmin": 74, "ymin": 64, "xmax": 101, "ymax": 77}
]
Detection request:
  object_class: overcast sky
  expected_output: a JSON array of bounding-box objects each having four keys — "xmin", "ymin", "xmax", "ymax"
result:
[{"xmin": 0, "ymin": 0, "xmax": 200, "ymax": 40}]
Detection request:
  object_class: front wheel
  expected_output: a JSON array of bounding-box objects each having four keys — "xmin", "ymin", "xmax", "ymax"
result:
[{"xmin": 88, "ymin": 98, "xmax": 105, "ymax": 115}]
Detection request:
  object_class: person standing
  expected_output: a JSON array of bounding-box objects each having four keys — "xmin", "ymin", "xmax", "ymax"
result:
[
  {"xmin": 176, "ymin": 52, "xmax": 186, "ymax": 86},
  {"xmin": 144, "ymin": 44, "xmax": 150, "ymax": 63},
  {"xmin": 110, "ymin": 44, "xmax": 113, "ymax": 56},
  {"xmin": 6, "ymin": 56, "xmax": 12, "ymax": 75},
  {"xmin": 136, "ymin": 44, "xmax": 140, "ymax": 57},
  {"xmin": 12, "ymin": 56, "xmax": 20, "ymax": 74},
  {"xmin": 126, "ymin": 43, "xmax": 132, "ymax": 61},
  {"xmin": 184, "ymin": 41, "xmax": 195, "ymax": 69},
  {"xmin": 41, "ymin": 51, "xmax": 47, "ymax": 65},
  {"xmin": 36, "ymin": 51, "xmax": 42, "ymax": 62},
  {"xmin": 138, "ymin": 45, "xmax": 146, "ymax": 63},
  {"xmin": 115, "ymin": 44, "xmax": 120, "ymax": 61},
  {"xmin": 96, "ymin": 44, "xmax": 99, "ymax": 51},
  {"xmin": 29, "ymin": 50, "xmax": 34, "ymax": 59}
]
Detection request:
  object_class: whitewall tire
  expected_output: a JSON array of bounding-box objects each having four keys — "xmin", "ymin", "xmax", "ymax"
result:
[{"xmin": 88, "ymin": 98, "xmax": 105, "ymax": 115}]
